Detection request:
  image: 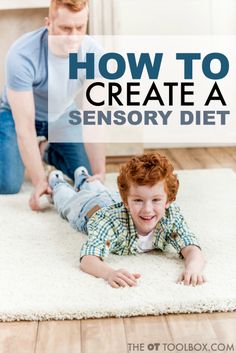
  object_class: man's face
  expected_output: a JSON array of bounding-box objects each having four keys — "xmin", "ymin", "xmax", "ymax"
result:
[
  {"xmin": 46, "ymin": 5, "xmax": 88, "ymax": 55},
  {"xmin": 125, "ymin": 181, "xmax": 170, "ymax": 236}
]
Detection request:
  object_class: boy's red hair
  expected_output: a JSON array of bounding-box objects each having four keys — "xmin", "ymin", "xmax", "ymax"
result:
[{"xmin": 117, "ymin": 152, "xmax": 179, "ymax": 203}]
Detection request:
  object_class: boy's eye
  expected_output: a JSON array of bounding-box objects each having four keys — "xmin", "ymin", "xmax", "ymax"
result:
[
  {"xmin": 134, "ymin": 199, "xmax": 142, "ymax": 202},
  {"xmin": 153, "ymin": 199, "xmax": 161, "ymax": 202}
]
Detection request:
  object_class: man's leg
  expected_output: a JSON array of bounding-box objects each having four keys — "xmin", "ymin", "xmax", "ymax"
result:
[
  {"xmin": 44, "ymin": 142, "xmax": 92, "ymax": 181},
  {"xmin": 0, "ymin": 110, "xmax": 24, "ymax": 194}
]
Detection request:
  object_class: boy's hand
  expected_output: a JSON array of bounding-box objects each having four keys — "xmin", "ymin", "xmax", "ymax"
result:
[
  {"xmin": 80, "ymin": 256, "xmax": 140, "ymax": 288},
  {"xmin": 107, "ymin": 269, "xmax": 141, "ymax": 288},
  {"xmin": 177, "ymin": 270, "xmax": 207, "ymax": 286},
  {"xmin": 178, "ymin": 245, "xmax": 207, "ymax": 286}
]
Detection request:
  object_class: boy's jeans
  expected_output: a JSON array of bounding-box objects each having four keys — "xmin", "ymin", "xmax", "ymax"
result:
[
  {"xmin": 0, "ymin": 109, "xmax": 92, "ymax": 194},
  {"xmin": 53, "ymin": 175, "xmax": 121, "ymax": 233}
]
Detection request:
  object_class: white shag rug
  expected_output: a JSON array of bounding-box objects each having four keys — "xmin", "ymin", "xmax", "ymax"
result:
[{"xmin": 0, "ymin": 169, "xmax": 236, "ymax": 322}]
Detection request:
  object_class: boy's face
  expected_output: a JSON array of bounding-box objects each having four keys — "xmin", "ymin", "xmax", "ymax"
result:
[{"xmin": 125, "ymin": 181, "xmax": 170, "ymax": 236}]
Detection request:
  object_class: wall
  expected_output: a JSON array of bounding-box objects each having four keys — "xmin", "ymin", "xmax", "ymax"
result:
[
  {"xmin": 0, "ymin": 8, "xmax": 48, "ymax": 91},
  {"xmin": 1, "ymin": 1, "xmax": 235, "ymax": 153},
  {"xmin": 88, "ymin": 0, "xmax": 236, "ymax": 148},
  {"xmin": 89, "ymin": 0, "xmax": 236, "ymax": 35},
  {"xmin": 113, "ymin": 0, "xmax": 236, "ymax": 35},
  {"xmin": 2, "ymin": 1, "xmax": 235, "ymax": 91}
]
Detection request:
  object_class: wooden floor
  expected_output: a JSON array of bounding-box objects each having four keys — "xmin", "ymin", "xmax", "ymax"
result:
[
  {"xmin": 1, "ymin": 147, "xmax": 236, "ymax": 353},
  {"xmin": 106, "ymin": 146, "xmax": 236, "ymax": 172}
]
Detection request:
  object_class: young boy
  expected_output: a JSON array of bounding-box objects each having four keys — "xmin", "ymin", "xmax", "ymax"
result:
[{"xmin": 49, "ymin": 152, "xmax": 206, "ymax": 288}]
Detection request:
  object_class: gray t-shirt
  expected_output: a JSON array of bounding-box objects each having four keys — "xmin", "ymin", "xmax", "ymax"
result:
[{"xmin": 1, "ymin": 27, "xmax": 103, "ymax": 122}]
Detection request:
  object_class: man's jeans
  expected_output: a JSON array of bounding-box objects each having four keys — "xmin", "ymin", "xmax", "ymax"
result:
[
  {"xmin": 0, "ymin": 109, "xmax": 92, "ymax": 194},
  {"xmin": 53, "ymin": 175, "xmax": 121, "ymax": 234}
]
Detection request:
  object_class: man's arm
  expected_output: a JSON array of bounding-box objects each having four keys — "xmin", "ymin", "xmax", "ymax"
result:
[
  {"xmin": 7, "ymin": 89, "xmax": 51, "ymax": 210},
  {"xmin": 80, "ymin": 255, "xmax": 141, "ymax": 288},
  {"xmin": 81, "ymin": 79, "xmax": 106, "ymax": 183},
  {"xmin": 84, "ymin": 143, "xmax": 106, "ymax": 182},
  {"xmin": 178, "ymin": 245, "xmax": 206, "ymax": 286}
]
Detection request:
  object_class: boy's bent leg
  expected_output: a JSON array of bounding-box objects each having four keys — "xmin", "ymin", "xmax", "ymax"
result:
[
  {"xmin": 0, "ymin": 110, "xmax": 24, "ymax": 194},
  {"xmin": 74, "ymin": 166, "xmax": 108, "ymax": 193},
  {"xmin": 50, "ymin": 173, "xmax": 77, "ymax": 219},
  {"xmin": 44, "ymin": 142, "xmax": 92, "ymax": 181},
  {"xmin": 50, "ymin": 173, "xmax": 89, "ymax": 227}
]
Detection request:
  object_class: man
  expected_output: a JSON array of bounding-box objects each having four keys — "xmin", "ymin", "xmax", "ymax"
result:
[{"xmin": 0, "ymin": 0, "xmax": 105, "ymax": 210}]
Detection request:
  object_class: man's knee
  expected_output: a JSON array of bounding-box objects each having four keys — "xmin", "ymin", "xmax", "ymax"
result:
[{"xmin": 0, "ymin": 179, "xmax": 23, "ymax": 194}]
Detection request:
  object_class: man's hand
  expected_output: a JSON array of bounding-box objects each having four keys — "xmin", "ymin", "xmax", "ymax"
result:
[
  {"xmin": 86, "ymin": 173, "xmax": 105, "ymax": 183},
  {"xmin": 29, "ymin": 180, "xmax": 52, "ymax": 211},
  {"xmin": 177, "ymin": 270, "xmax": 206, "ymax": 286},
  {"xmin": 107, "ymin": 269, "xmax": 141, "ymax": 288}
]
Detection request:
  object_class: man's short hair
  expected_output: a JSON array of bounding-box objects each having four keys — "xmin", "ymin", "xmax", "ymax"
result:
[
  {"xmin": 50, "ymin": 0, "xmax": 88, "ymax": 15},
  {"xmin": 117, "ymin": 152, "xmax": 179, "ymax": 203}
]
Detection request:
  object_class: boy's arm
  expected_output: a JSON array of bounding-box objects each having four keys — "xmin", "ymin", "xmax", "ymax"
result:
[
  {"xmin": 80, "ymin": 255, "xmax": 141, "ymax": 288},
  {"xmin": 178, "ymin": 245, "xmax": 206, "ymax": 286},
  {"xmin": 165, "ymin": 204, "xmax": 206, "ymax": 286}
]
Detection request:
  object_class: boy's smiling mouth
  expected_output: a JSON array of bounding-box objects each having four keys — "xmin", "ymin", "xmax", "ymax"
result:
[{"xmin": 139, "ymin": 215, "xmax": 156, "ymax": 221}]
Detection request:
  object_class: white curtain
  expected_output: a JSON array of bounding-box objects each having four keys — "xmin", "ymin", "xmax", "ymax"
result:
[
  {"xmin": 89, "ymin": 0, "xmax": 236, "ymax": 35},
  {"xmin": 89, "ymin": 0, "xmax": 114, "ymax": 35},
  {"xmin": 88, "ymin": 0, "xmax": 143, "ymax": 156}
]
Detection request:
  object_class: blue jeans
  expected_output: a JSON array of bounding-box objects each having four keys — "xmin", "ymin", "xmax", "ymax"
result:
[
  {"xmin": 0, "ymin": 109, "xmax": 92, "ymax": 194},
  {"xmin": 53, "ymin": 176, "xmax": 121, "ymax": 233}
]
